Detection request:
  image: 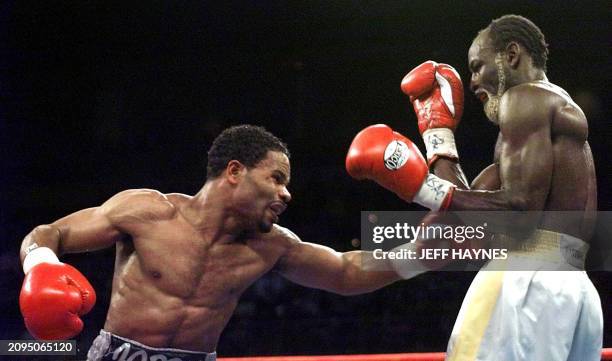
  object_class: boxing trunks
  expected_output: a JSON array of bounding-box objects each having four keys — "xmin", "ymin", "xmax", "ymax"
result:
[
  {"xmin": 446, "ymin": 229, "xmax": 603, "ymax": 361},
  {"xmin": 87, "ymin": 330, "xmax": 217, "ymax": 361}
]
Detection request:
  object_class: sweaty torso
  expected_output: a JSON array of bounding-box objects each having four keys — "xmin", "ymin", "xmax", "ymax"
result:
[
  {"xmin": 104, "ymin": 194, "xmax": 288, "ymax": 352},
  {"xmin": 494, "ymin": 81, "xmax": 597, "ymax": 241}
]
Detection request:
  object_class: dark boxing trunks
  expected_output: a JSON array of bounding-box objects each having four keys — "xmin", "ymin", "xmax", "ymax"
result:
[{"xmin": 87, "ymin": 330, "xmax": 217, "ymax": 361}]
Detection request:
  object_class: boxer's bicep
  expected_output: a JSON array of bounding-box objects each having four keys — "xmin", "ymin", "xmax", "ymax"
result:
[
  {"xmin": 277, "ymin": 232, "xmax": 399, "ymax": 295},
  {"xmin": 51, "ymin": 189, "xmax": 171, "ymax": 255},
  {"xmin": 50, "ymin": 207, "xmax": 122, "ymax": 255},
  {"xmin": 277, "ymin": 238, "xmax": 348, "ymax": 292}
]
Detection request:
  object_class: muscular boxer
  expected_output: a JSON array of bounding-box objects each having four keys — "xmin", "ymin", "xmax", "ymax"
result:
[
  {"xmin": 19, "ymin": 125, "xmax": 402, "ymax": 361},
  {"xmin": 347, "ymin": 15, "xmax": 603, "ymax": 361}
]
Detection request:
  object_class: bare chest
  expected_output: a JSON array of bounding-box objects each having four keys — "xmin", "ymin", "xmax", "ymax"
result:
[{"xmin": 117, "ymin": 222, "xmax": 279, "ymax": 303}]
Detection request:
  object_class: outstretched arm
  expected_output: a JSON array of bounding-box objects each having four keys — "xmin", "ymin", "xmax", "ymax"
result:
[{"xmin": 275, "ymin": 227, "xmax": 401, "ymax": 296}]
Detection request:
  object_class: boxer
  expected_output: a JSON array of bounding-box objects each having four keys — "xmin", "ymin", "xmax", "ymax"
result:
[
  {"xmin": 20, "ymin": 125, "xmax": 403, "ymax": 361},
  {"xmin": 346, "ymin": 14, "xmax": 603, "ymax": 361}
]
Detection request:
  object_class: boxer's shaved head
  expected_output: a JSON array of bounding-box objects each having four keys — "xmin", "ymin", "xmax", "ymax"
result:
[{"xmin": 206, "ymin": 125, "xmax": 289, "ymax": 180}]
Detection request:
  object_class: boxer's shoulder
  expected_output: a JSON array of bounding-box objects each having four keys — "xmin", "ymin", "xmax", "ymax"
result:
[
  {"xmin": 499, "ymin": 83, "xmax": 558, "ymax": 131},
  {"xmin": 261, "ymin": 224, "xmax": 301, "ymax": 246},
  {"xmin": 103, "ymin": 188, "xmax": 177, "ymax": 224},
  {"xmin": 501, "ymin": 81, "xmax": 586, "ymax": 139},
  {"xmin": 503, "ymin": 82, "xmax": 554, "ymax": 108},
  {"xmin": 535, "ymin": 82, "xmax": 589, "ymax": 139},
  {"xmin": 244, "ymin": 225, "xmax": 301, "ymax": 267},
  {"xmin": 505, "ymin": 81, "xmax": 576, "ymax": 110},
  {"xmin": 252, "ymin": 225, "xmax": 300, "ymax": 257}
]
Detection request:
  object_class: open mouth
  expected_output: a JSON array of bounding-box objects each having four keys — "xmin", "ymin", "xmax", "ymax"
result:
[
  {"xmin": 475, "ymin": 90, "xmax": 488, "ymax": 103},
  {"xmin": 269, "ymin": 201, "xmax": 287, "ymax": 216}
]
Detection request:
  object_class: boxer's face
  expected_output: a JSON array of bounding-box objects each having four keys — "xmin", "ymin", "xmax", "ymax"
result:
[
  {"xmin": 468, "ymin": 30, "xmax": 507, "ymax": 124},
  {"xmin": 238, "ymin": 151, "xmax": 291, "ymax": 233}
]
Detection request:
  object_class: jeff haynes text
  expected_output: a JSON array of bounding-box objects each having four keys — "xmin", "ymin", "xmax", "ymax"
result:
[{"xmin": 372, "ymin": 247, "xmax": 508, "ymax": 260}]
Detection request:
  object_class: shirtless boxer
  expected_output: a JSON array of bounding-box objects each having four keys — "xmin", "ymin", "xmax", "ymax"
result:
[
  {"xmin": 346, "ymin": 15, "xmax": 603, "ymax": 361},
  {"xmin": 19, "ymin": 125, "xmax": 401, "ymax": 361}
]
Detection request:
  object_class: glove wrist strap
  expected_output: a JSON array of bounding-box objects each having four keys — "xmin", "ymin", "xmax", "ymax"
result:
[
  {"xmin": 23, "ymin": 246, "xmax": 60, "ymax": 274},
  {"xmin": 413, "ymin": 173, "xmax": 455, "ymax": 211},
  {"xmin": 388, "ymin": 242, "xmax": 430, "ymax": 279},
  {"xmin": 422, "ymin": 128, "xmax": 459, "ymax": 165}
]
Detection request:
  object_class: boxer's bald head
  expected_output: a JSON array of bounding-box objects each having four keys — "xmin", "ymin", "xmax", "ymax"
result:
[{"xmin": 206, "ymin": 125, "xmax": 289, "ymax": 180}]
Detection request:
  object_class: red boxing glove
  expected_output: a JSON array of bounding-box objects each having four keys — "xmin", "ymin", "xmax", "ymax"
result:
[
  {"xmin": 346, "ymin": 124, "xmax": 455, "ymax": 210},
  {"xmin": 401, "ymin": 61, "xmax": 464, "ymax": 164},
  {"xmin": 20, "ymin": 250, "xmax": 96, "ymax": 340}
]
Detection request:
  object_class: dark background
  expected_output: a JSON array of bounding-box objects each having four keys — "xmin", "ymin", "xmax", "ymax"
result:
[{"xmin": 0, "ymin": 1, "xmax": 610, "ymax": 359}]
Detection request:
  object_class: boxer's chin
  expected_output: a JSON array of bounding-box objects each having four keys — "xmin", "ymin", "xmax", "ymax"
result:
[{"xmin": 484, "ymin": 95, "xmax": 501, "ymax": 125}]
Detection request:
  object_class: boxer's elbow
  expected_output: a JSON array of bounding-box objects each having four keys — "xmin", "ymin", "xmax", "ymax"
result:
[
  {"xmin": 505, "ymin": 186, "xmax": 546, "ymax": 211},
  {"xmin": 324, "ymin": 269, "xmax": 362, "ymax": 296},
  {"xmin": 330, "ymin": 281, "xmax": 374, "ymax": 296},
  {"xmin": 331, "ymin": 267, "xmax": 386, "ymax": 296},
  {"xmin": 334, "ymin": 254, "xmax": 370, "ymax": 296},
  {"xmin": 502, "ymin": 193, "xmax": 542, "ymax": 236},
  {"xmin": 503, "ymin": 174, "xmax": 550, "ymax": 211},
  {"xmin": 324, "ymin": 252, "xmax": 393, "ymax": 296},
  {"xmin": 336, "ymin": 289, "xmax": 371, "ymax": 297},
  {"xmin": 507, "ymin": 195, "xmax": 531, "ymax": 211},
  {"xmin": 333, "ymin": 277, "xmax": 395, "ymax": 296}
]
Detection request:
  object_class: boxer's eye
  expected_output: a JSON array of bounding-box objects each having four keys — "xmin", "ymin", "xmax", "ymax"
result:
[
  {"xmin": 469, "ymin": 61, "xmax": 482, "ymax": 73},
  {"xmin": 272, "ymin": 173, "xmax": 284, "ymax": 184}
]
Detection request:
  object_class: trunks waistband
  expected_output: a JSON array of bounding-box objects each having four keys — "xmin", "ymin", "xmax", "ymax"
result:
[
  {"xmin": 492, "ymin": 229, "xmax": 589, "ymax": 269},
  {"xmin": 87, "ymin": 330, "xmax": 217, "ymax": 361}
]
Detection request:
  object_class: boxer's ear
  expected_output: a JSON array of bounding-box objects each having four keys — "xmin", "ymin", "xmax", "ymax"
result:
[
  {"xmin": 226, "ymin": 160, "xmax": 246, "ymax": 185},
  {"xmin": 505, "ymin": 41, "xmax": 521, "ymax": 69}
]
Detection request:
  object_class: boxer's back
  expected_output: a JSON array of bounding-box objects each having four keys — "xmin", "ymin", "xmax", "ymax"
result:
[
  {"xmin": 535, "ymin": 82, "xmax": 597, "ymax": 240},
  {"xmin": 497, "ymin": 81, "xmax": 597, "ymax": 241}
]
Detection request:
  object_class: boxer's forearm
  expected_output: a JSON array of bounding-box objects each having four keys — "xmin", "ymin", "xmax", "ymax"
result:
[
  {"xmin": 20, "ymin": 225, "xmax": 61, "ymax": 265},
  {"xmin": 446, "ymin": 188, "xmax": 543, "ymax": 239},
  {"xmin": 277, "ymin": 238, "xmax": 401, "ymax": 295},
  {"xmin": 430, "ymin": 158, "xmax": 470, "ymax": 190},
  {"xmin": 335, "ymin": 251, "xmax": 401, "ymax": 296},
  {"xmin": 449, "ymin": 188, "xmax": 517, "ymax": 211}
]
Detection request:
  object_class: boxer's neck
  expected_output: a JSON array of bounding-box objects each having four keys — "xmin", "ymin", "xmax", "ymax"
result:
[
  {"xmin": 510, "ymin": 56, "xmax": 547, "ymax": 87},
  {"xmin": 184, "ymin": 181, "xmax": 246, "ymax": 241}
]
